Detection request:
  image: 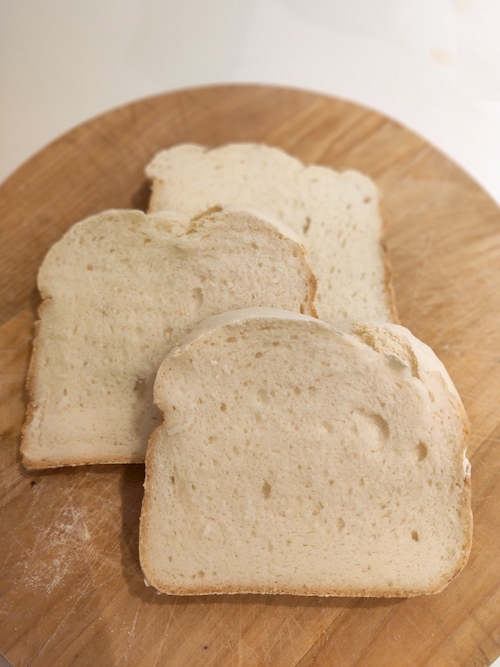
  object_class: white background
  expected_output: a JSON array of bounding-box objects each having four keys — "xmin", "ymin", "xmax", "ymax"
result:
[
  {"xmin": 2, "ymin": 0, "xmax": 500, "ymax": 205},
  {"xmin": 1, "ymin": 1, "xmax": 499, "ymax": 665}
]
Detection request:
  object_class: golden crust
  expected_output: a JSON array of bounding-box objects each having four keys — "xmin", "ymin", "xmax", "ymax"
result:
[{"xmin": 378, "ymin": 193, "xmax": 400, "ymax": 325}]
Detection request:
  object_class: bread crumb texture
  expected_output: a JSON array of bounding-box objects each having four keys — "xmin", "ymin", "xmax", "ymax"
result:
[
  {"xmin": 140, "ymin": 309, "xmax": 471, "ymax": 597},
  {"xmin": 21, "ymin": 210, "xmax": 316, "ymax": 467},
  {"xmin": 146, "ymin": 143, "xmax": 394, "ymax": 324}
]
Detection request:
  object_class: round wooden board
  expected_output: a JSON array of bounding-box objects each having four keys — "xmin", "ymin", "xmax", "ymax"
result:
[{"xmin": 0, "ymin": 85, "xmax": 499, "ymax": 667}]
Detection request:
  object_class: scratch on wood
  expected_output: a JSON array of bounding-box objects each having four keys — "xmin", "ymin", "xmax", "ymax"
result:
[
  {"xmin": 36, "ymin": 603, "xmax": 78, "ymax": 658},
  {"xmin": 123, "ymin": 601, "xmax": 141, "ymax": 665},
  {"xmin": 260, "ymin": 608, "xmax": 272, "ymax": 664},
  {"xmin": 153, "ymin": 598, "xmax": 177, "ymax": 667},
  {"xmin": 238, "ymin": 600, "xmax": 243, "ymax": 667},
  {"xmin": 289, "ymin": 613, "xmax": 307, "ymax": 638},
  {"xmin": 458, "ymin": 595, "xmax": 496, "ymax": 641},
  {"xmin": 171, "ymin": 606, "xmax": 190, "ymax": 642},
  {"xmin": 339, "ymin": 603, "xmax": 400, "ymax": 666}
]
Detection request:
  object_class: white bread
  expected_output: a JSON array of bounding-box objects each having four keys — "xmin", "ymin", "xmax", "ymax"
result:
[
  {"xmin": 146, "ymin": 143, "xmax": 397, "ymax": 325},
  {"xmin": 21, "ymin": 210, "xmax": 317, "ymax": 468},
  {"xmin": 139, "ymin": 308, "xmax": 472, "ymax": 597}
]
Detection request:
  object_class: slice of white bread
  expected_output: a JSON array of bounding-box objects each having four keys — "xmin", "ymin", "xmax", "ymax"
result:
[
  {"xmin": 21, "ymin": 210, "xmax": 317, "ymax": 468},
  {"xmin": 139, "ymin": 308, "xmax": 472, "ymax": 597},
  {"xmin": 146, "ymin": 143, "xmax": 397, "ymax": 325}
]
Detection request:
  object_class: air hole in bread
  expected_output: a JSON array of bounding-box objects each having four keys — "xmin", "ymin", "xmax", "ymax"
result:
[
  {"xmin": 220, "ymin": 403, "xmax": 227, "ymax": 412},
  {"xmin": 337, "ymin": 518, "xmax": 345, "ymax": 532},
  {"xmin": 208, "ymin": 436, "xmax": 215, "ymax": 444},
  {"xmin": 170, "ymin": 476, "xmax": 175, "ymax": 485},
  {"xmin": 255, "ymin": 352, "xmax": 264, "ymax": 359},
  {"xmin": 86, "ymin": 264, "xmax": 93, "ymax": 271},
  {"xmin": 293, "ymin": 387, "xmax": 301, "ymax": 396},
  {"xmin": 312, "ymin": 501, "xmax": 324, "ymax": 516},
  {"xmin": 411, "ymin": 531, "xmax": 419, "ymax": 542},
  {"xmin": 355, "ymin": 411, "xmax": 390, "ymax": 444},
  {"xmin": 191, "ymin": 288, "xmax": 203, "ymax": 308},
  {"xmin": 133, "ymin": 377, "xmax": 147, "ymax": 398},
  {"xmin": 262, "ymin": 480, "xmax": 272, "ymax": 500},
  {"xmin": 417, "ymin": 442, "xmax": 428, "ymax": 462},
  {"xmin": 359, "ymin": 477, "xmax": 365, "ymax": 487},
  {"xmin": 302, "ymin": 217, "xmax": 312, "ymax": 234},
  {"xmin": 226, "ymin": 336, "xmax": 237, "ymax": 343},
  {"xmin": 321, "ymin": 421, "xmax": 333, "ymax": 435},
  {"xmin": 257, "ymin": 389, "xmax": 270, "ymax": 404},
  {"xmin": 370, "ymin": 413, "xmax": 389, "ymax": 440}
]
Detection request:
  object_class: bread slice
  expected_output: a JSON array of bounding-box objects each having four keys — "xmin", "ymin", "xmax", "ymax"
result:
[
  {"xmin": 21, "ymin": 210, "xmax": 317, "ymax": 468},
  {"xmin": 139, "ymin": 308, "xmax": 472, "ymax": 597},
  {"xmin": 146, "ymin": 143, "xmax": 397, "ymax": 325}
]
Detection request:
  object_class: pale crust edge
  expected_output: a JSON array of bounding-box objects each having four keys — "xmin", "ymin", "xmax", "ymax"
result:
[
  {"xmin": 20, "ymin": 217, "xmax": 317, "ymax": 469},
  {"xmin": 139, "ymin": 362, "xmax": 473, "ymax": 599}
]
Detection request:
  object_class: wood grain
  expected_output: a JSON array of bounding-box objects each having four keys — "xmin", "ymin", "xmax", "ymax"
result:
[{"xmin": 0, "ymin": 84, "xmax": 499, "ymax": 667}]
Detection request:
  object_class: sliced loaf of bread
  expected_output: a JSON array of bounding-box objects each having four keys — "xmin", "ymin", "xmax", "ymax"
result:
[
  {"xmin": 140, "ymin": 308, "xmax": 472, "ymax": 597},
  {"xmin": 146, "ymin": 143, "xmax": 397, "ymax": 325},
  {"xmin": 21, "ymin": 210, "xmax": 317, "ymax": 468}
]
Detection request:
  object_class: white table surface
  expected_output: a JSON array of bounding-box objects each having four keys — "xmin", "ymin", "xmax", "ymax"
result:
[{"xmin": 1, "ymin": 1, "xmax": 499, "ymax": 666}]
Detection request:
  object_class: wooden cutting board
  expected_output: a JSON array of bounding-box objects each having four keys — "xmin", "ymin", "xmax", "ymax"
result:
[{"xmin": 0, "ymin": 85, "xmax": 499, "ymax": 667}]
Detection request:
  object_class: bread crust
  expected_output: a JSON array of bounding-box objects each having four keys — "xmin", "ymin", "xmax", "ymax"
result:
[
  {"xmin": 378, "ymin": 193, "xmax": 400, "ymax": 324},
  {"xmin": 146, "ymin": 143, "xmax": 396, "ymax": 325},
  {"xmin": 21, "ymin": 209, "xmax": 317, "ymax": 469},
  {"xmin": 139, "ymin": 309, "xmax": 472, "ymax": 598}
]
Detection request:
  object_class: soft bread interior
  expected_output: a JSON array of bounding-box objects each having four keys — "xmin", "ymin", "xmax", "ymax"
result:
[
  {"xmin": 140, "ymin": 308, "xmax": 471, "ymax": 597},
  {"xmin": 146, "ymin": 143, "xmax": 396, "ymax": 324},
  {"xmin": 22, "ymin": 212, "xmax": 317, "ymax": 468}
]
